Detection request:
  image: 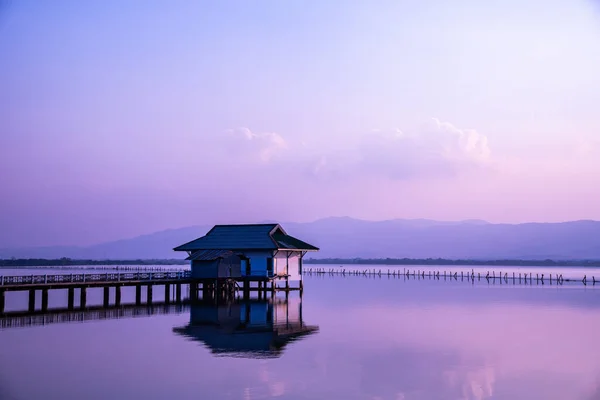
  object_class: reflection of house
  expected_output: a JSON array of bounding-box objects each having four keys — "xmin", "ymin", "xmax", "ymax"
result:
[
  {"xmin": 173, "ymin": 297, "xmax": 318, "ymax": 359},
  {"xmin": 173, "ymin": 224, "xmax": 319, "ymax": 287}
]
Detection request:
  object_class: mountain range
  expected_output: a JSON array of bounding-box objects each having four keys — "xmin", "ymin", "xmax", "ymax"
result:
[{"xmin": 1, "ymin": 217, "xmax": 599, "ymax": 260}]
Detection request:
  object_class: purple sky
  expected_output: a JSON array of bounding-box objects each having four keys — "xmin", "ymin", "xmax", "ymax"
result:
[{"xmin": 1, "ymin": 0, "xmax": 600, "ymax": 247}]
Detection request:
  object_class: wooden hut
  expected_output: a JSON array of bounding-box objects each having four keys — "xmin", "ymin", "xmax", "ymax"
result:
[{"xmin": 173, "ymin": 224, "xmax": 319, "ymax": 289}]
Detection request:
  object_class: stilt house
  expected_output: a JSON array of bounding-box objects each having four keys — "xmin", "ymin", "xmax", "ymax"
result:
[{"xmin": 173, "ymin": 224, "xmax": 319, "ymax": 287}]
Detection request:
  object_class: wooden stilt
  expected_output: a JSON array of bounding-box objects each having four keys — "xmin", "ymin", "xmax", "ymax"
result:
[
  {"xmin": 103, "ymin": 287, "xmax": 110, "ymax": 307},
  {"xmin": 29, "ymin": 290, "xmax": 35, "ymax": 312},
  {"xmin": 135, "ymin": 285, "xmax": 142, "ymax": 305},
  {"xmin": 0, "ymin": 289, "xmax": 5, "ymax": 314},
  {"xmin": 68, "ymin": 288, "xmax": 75, "ymax": 309},
  {"xmin": 80, "ymin": 287, "xmax": 87, "ymax": 309},
  {"xmin": 164, "ymin": 284, "xmax": 170, "ymax": 303},
  {"xmin": 41, "ymin": 289, "xmax": 49, "ymax": 311},
  {"xmin": 176, "ymin": 283, "xmax": 182, "ymax": 302}
]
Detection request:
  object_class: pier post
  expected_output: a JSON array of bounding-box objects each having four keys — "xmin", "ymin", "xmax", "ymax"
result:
[
  {"xmin": 135, "ymin": 285, "xmax": 142, "ymax": 305},
  {"xmin": 68, "ymin": 288, "xmax": 75, "ymax": 309},
  {"xmin": 243, "ymin": 281, "xmax": 250, "ymax": 300},
  {"xmin": 29, "ymin": 290, "xmax": 36, "ymax": 312},
  {"xmin": 147, "ymin": 285, "xmax": 153, "ymax": 304},
  {"xmin": 41, "ymin": 289, "xmax": 49, "ymax": 312},
  {"xmin": 115, "ymin": 286, "xmax": 121, "ymax": 306},
  {"xmin": 103, "ymin": 287, "xmax": 110, "ymax": 307},
  {"xmin": 193, "ymin": 282, "xmax": 200, "ymax": 300},
  {"xmin": 164, "ymin": 284, "xmax": 170, "ymax": 303},
  {"xmin": 0, "ymin": 289, "xmax": 5, "ymax": 314},
  {"xmin": 175, "ymin": 283, "xmax": 182, "ymax": 303},
  {"xmin": 80, "ymin": 287, "xmax": 87, "ymax": 309}
]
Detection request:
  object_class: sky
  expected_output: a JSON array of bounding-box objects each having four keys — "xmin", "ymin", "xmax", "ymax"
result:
[{"xmin": 1, "ymin": 0, "xmax": 600, "ymax": 247}]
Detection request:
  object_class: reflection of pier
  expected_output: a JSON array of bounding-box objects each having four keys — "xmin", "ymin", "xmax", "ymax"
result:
[
  {"xmin": 173, "ymin": 296, "xmax": 318, "ymax": 359},
  {"xmin": 0, "ymin": 302, "xmax": 189, "ymax": 330},
  {"xmin": 1, "ymin": 289, "xmax": 319, "ymax": 360}
]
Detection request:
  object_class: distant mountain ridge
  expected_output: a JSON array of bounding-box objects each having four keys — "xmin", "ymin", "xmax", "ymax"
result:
[{"xmin": 1, "ymin": 217, "xmax": 599, "ymax": 260}]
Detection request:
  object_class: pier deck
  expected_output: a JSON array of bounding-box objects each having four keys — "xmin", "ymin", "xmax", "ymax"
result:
[{"xmin": 0, "ymin": 271, "xmax": 302, "ymax": 314}]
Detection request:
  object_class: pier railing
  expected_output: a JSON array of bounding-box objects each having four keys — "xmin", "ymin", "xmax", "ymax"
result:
[{"xmin": 0, "ymin": 271, "xmax": 192, "ymax": 286}]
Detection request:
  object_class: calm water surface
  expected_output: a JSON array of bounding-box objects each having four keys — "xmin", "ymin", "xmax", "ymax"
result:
[{"xmin": 1, "ymin": 265, "xmax": 599, "ymax": 400}]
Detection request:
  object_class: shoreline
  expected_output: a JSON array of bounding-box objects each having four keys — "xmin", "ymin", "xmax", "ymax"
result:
[{"xmin": 1, "ymin": 258, "xmax": 600, "ymax": 268}]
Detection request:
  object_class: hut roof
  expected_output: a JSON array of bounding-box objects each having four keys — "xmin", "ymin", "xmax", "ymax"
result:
[
  {"xmin": 173, "ymin": 224, "xmax": 319, "ymax": 252},
  {"xmin": 185, "ymin": 249, "xmax": 236, "ymax": 261}
]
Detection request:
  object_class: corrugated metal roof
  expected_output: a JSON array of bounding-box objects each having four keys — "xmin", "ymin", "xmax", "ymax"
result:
[
  {"xmin": 272, "ymin": 232, "xmax": 319, "ymax": 251},
  {"xmin": 186, "ymin": 249, "xmax": 236, "ymax": 261},
  {"xmin": 174, "ymin": 224, "xmax": 280, "ymax": 251},
  {"xmin": 174, "ymin": 223, "xmax": 319, "ymax": 252}
]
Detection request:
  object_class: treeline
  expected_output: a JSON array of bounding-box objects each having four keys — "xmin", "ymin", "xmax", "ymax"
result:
[
  {"xmin": 304, "ymin": 258, "xmax": 600, "ymax": 267},
  {"xmin": 0, "ymin": 258, "xmax": 188, "ymax": 267}
]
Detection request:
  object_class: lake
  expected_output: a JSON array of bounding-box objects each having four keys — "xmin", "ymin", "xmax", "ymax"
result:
[{"xmin": 1, "ymin": 265, "xmax": 599, "ymax": 399}]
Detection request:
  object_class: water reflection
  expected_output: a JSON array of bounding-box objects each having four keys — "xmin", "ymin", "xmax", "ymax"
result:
[
  {"xmin": 0, "ymin": 271, "xmax": 599, "ymax": 399},
  {"xmin": 173, "ymin": 296, "xmax": 319, "ymax": 359}
]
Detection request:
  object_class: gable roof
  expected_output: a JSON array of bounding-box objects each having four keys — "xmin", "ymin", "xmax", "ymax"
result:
[
  {"xmin": 173, "ymin": 223, "xmax": 319, "ymax": 252},
  {"xmin": 186, "ymin": 249, "xmax": 237, "ymax": 261}
]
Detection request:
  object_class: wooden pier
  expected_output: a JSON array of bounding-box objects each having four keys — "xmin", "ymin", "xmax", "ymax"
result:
[
  {"xmin": 303, "ymin": 267, "xmax": 598, "ymax": 286},
  {"xmin": 0, "ymin": 271, "xmax": 303, "ymax": 314}
]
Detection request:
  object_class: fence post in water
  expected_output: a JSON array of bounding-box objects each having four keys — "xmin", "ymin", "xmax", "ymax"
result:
[
  {"xmin": 593, "ymin": 276, "xmax": 596, "ymax": 286},
  {"xmin": 583, "ymin": 275, "xmax": 587, "ymax": 285}
]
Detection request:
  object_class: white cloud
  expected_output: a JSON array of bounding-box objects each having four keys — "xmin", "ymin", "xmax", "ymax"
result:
[
  {"xmin": 224, "ymin": 127, "xmax": 288, "ymax": 162},
  {"xmin": 217, "ymin": 120, "xmax": 492, "ymax": 182},
  {"xmin": 575, "ymin": 137, "xmax": 600, "ymax": 157},
  {"xmin": 357, "ymin": 118, "xmax": 491, "ymax": 180}
]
